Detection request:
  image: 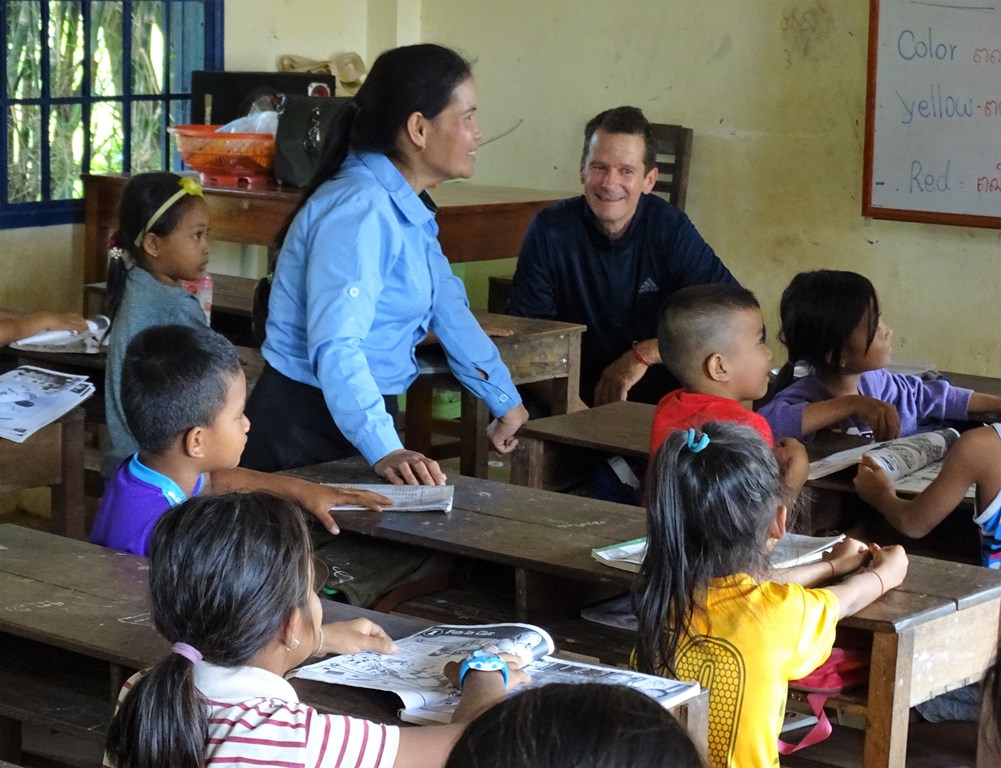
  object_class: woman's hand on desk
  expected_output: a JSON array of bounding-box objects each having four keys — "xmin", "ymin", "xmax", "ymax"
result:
[
  {"xmin": 375, "ymin": 449, "xmax": 448, "ymax": 485},
  {"xmin": 486, "ymin": 404, "xmax": 529, "ymax": 454}
]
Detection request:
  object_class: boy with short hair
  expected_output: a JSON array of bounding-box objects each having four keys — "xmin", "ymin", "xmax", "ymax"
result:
[
  {"xmin": 89, "ymin": 324, "xmax": 388, "ymax": 556},
  {"xmin": 651, "ymin": 284, "xmax": 808, "ymax": 495}
]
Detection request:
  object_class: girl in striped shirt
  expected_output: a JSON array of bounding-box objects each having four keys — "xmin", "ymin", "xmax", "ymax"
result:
[{"xmin": 103, "ymin": 492, "xmax": 522, "ymax": 768}]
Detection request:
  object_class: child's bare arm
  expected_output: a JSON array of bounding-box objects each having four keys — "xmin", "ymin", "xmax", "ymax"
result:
[
  {"xmin": 209, "ymin": 467, "xmax": 391, "ymax": 534},
  {"xmin": 801, "ymin": 396, "xmax": 900, "ymax": 441},
  {"xmin": 854, "ymin": 426, "xmax": 1001, "ymax": 539},
  {"xmin": 771, "ymin": 537, "xmax": 870, "ymax": 587},
  {"xmin": 0, "ymin": 311, "xmax": 89, "ymax": 346},
  {"xmin": 827, "ymin": 543, "xmax": 908, "ymax": 618},
  {"xmin": 969, "ymin": 392, "xmax": 1001, "ymax": 419},
  {"xmin": 774, "ymin": 438, "xmax": 809, "ymax": 499}
]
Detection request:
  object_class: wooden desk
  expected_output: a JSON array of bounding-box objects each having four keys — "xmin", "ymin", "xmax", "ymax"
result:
[
  {"xmin": 0, "ymin": 524, "xmax": 708, "ymax": 761},
  {"xmin": 0, "ymin": 408, "xmax": 85, "ymax": 539},
  {"xmin": 292, "ymin": 461, "xmax": 1001, "ymax": 767},
  {"xmin": 290, "ymin": 458, "xmax": 642, "ymax": 622},
  {"xmin": 408, "ymin": 312, "xmax": 585, "ymax": 477},
  {"xmin": 838, "ymin": 555, "xmax": 1001, "ymax": 767},
  {"xmin": 510, "ymin": 401, "xmax": 653, "ymax": 490},
  {"xmin": 83, "ymin": 174, "xmax": 572, "ymax": 283}
]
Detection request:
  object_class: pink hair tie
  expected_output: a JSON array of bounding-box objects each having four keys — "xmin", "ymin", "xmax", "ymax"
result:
[{"xmin": 172, "ymin": 642, "xmax": 203, "ymax": 664}]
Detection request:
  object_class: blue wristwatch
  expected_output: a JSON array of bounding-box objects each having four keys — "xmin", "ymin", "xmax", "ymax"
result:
[{"xmin": 458, "ymin": 650, "xmax": 509, "ymax": 688}]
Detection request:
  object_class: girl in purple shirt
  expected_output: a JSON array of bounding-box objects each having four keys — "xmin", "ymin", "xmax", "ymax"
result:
[{"xmin": 759, "ymin": 270, "xmax": 1001, "ymax": 441}]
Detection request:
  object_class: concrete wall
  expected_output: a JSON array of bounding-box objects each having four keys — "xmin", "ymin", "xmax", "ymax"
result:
[{"xmin": 6, "ymin": 0, "xmax": 999, "ymax": 376}]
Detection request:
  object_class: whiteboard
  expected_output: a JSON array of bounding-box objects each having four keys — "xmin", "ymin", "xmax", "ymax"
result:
[{"xmin": 863, "ymin": 0, "xmax": 1001, "ymax": 228}]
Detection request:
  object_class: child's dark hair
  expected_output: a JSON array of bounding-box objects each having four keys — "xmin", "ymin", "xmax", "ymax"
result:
[
  {"xmin": 658, "ymin": 284, "xmax": 761, "ymax": 387},
  {"xmin": 121, "ymin": 324, "xmax": 241, "ymax": 456},
  {"xmin": 444, "ymin": 683, "xmax": 704, "ymax": 768},
  {"xmin": 104, "ymin": 491, "xmax": 314, "ymax": 768},
  {"xmin": 634, "ymin": 422, "xmax": 782, "ymax": 677},
  {"xmin": 273, "ymin": 43, "xmax": 472, "ymax": 250},
  {"xmin": 581, "ymin": 106, "xmax": 659, "ymax": 174},
  {"xmin": 106, "ymin": 172, "xmax": 204, "ymax": 321},
  {"xmin": 774, "ymin": 270, "xmax": 881, "ymax": 390}
]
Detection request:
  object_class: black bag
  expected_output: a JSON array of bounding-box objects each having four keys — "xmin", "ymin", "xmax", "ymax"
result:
[{"xmin": 273, "ymin": 94, "xmax": 351, "ymax": 187}]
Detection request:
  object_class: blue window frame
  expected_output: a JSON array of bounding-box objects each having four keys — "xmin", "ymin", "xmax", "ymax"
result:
[{"xmin": 1, "ymin": 0, "xmax": 223, "ymax": 229}]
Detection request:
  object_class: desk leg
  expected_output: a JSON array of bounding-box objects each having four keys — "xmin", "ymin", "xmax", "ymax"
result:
[
  {"xmin": 510, "ymin": 437, "xmax": 544, "ymax": 489},
  {"xmin": 674, "ymin": 692, "xmax": 710, "ymax": 763},
  {"xmin": 0, "ymin": 714, "xmax": 22, "ymax": 762},
  {"xmin": 52, "ymin": 410, "xmax": 86, "ymax": 540},
  {"xmin": 459, "ymin": 389, "xmax": 489, "ymax": 479},
  {"xmin": 864, "ymin": 629, "xmax": 915, "ymax": 768},
  {"xmin": 403, "ymin": 377, "xmax": 435, "ymax": 458}
]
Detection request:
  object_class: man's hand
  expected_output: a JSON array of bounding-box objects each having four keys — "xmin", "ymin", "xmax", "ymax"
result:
[{"xmin": 593, "ymin": 350, "xmax": 648, "ymax": 405}]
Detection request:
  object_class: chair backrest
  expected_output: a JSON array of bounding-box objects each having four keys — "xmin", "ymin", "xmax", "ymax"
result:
[{"xmin": 648, "ymin": 123, "xmax": 693, "ymax": 211}]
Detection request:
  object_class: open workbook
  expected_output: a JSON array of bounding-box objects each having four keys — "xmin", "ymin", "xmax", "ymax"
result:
[
  {"xmin": 807, "ymin": 427, "xmax": 972, "ymax": 499},
  {"xmin": 0, "ymin": 365, "xmax": 95, "ymax": 443},
  {"xmin": 592, "ymin": 532, "xmax": 847, "ymax": 574},
  {"xmin": 294, "ymin": 622, "xmax": 701, "ymax": 724}
]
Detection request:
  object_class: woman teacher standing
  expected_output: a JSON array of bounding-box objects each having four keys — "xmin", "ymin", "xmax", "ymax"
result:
[{"xmin": 243, "ymin": 44, "xmax": 528, "ymax": 485}]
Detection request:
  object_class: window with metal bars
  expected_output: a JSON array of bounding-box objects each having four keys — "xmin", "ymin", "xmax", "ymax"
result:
[{"xmin": 2, "ymin": 0, "xmax": 222, "ymax": 228}]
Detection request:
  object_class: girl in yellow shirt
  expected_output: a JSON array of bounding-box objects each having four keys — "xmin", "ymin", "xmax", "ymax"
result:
[{"xmin": 633, "ymin": 422, "xmax": 908, "ymax": 767}]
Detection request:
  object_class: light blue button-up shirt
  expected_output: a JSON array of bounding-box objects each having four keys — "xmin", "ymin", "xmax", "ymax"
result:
[{"xmin": 262, "ymin": 151, "xmax": 520, "ymax": 465}]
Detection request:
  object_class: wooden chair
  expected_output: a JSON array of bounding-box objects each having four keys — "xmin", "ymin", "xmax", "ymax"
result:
[
  {"xmin": 648, "ymin": 122, "xmax": 693, "ymax": 209},
  {"xmin": 486, "ymin": 121, "xmax": 695, "ymax": 315}
]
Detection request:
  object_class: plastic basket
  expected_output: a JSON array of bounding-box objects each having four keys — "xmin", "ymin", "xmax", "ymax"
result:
[{"xmin": 170, "ymin": 125, "xmax": 275, "ymax": 181}]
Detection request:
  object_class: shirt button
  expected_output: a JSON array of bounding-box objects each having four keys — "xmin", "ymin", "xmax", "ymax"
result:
[
  {"xmin": 348, "ymin": 287, "xmax": 360, "ymax": 298},
  {"xmin": 499, "ymin": 394, "xmax": 509, "ymax": 402}
]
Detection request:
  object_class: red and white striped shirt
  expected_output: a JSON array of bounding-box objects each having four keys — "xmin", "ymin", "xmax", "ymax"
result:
[{"xmin": 105, "ymin": 662, "xmax": 400, "ymax": 768}]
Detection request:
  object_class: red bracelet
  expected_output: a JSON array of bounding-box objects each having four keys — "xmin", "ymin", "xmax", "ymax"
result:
[{"xmin": 632, "ymin": 341, "xmax": 650, "ymax": 367}]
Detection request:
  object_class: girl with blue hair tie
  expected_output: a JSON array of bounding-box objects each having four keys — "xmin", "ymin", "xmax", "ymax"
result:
[{"xmin": 633, "ymin": 422, "xmax": 908, "ymax": 768}]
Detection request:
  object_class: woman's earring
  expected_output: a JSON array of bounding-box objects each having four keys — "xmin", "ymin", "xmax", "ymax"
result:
[{"xmin": 286, "ymin": 638, "xmax": 300, "ymax": 653}]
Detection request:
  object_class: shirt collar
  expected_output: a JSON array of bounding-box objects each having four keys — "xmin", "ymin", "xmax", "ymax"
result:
[
  {"xmin": 354, "ymin": 150, "xmax": 435, "ymax": 228},
  {"xmin": 128, "ymin": 453, "xmax": 205, "ymax": 507},
  {"xmin": 193, "ymin": 661, "xmax": 299, "ymax": 703}
]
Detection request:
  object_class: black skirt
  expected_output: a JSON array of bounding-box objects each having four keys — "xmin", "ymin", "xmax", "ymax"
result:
[{"xmin": 241, "ymin": 363, "xmax": 398, "ymax": 472}]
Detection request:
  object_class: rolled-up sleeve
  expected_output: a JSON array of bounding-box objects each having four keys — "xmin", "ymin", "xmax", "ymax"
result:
[{"xmin": 428, "ymin": 243, "xmax": 521, "ymax": 418}]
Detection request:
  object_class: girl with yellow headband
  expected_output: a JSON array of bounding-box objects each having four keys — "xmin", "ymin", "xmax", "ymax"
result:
[{"xmin": 102, "ymin": 172, "xmax": 212, "ymax": 478}]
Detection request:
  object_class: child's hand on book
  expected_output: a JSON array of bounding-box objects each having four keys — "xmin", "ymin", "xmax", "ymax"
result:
[
  {"xmin": 774, "ymin": 438, "xmax": 809, "ymax": 493},
  {"xmin": 853, "ymin": 455, "xmax": 896, "ymax": 505},
  {"xmin": 823, "ymin": 537, "xmax": 870, "ymax": 577},
  {"xmin": 852, "ymin": 396, "xmax": 901, "ymax": 441},
  {"xmin": 868, "ymin": 542, "xmax": 908, "ymax": 591},
  {"xmin": 321, "ymin": 618, "xmax": 399, "ymax": 656}
]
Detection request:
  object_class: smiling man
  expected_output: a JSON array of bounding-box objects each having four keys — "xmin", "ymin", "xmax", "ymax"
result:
[{"xmin": 508, "ymin": 106, "xmax": 737, "ymax": 408}]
